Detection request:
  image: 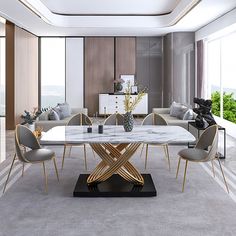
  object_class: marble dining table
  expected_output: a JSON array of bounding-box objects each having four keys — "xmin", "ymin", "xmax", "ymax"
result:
[{"xmin": 40, "ymin": 125, "xmax": 195, "ymax": 197}]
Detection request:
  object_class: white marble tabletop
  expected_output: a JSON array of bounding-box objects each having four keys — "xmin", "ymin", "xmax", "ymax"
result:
[{"xmin": 40, "ymin": 125, "xmax": 195, "ymax": 145}]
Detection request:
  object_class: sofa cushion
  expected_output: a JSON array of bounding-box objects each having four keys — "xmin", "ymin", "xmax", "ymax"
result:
[
  {"xmin": 53, "ymin": 106, "xmax": 63, "ymax": 119},
  {"xmin": 58, "ymin": 102, "xmax": 71, "ymax": 118},
  {"xmin": 48, "ymin": 109, "xmax": 60, "ymax": 120},
  {"xmin": 170, "ymin": 102, "xmax": 187, "ymax": 117},
  {"xmin": 183, "ymin": 109, "xmax": 194, "ymax": 120},
  {"xmin": 38, "ymin": 109, "xmax": 51, "ymax": 121}
]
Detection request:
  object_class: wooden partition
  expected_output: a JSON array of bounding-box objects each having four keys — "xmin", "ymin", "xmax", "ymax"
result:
[
  {"xmin": 6, "ymin": 23, "xmax": 38, "ymax": 129},
  {"xmin": 84, "ymin": 37, "xmax": 114, "ymax": 116},
  {"xmin": 115, "ymin": 37, "xmax": 136, "ymax": 80},
  {"xmin": 5, "ymin": 21, "xmax": 15, "ymax": 129}
]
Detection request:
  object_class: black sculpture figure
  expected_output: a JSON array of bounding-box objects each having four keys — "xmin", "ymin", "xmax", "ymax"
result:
[{"xmin": 193, "ymin": 97, "xmax": 216, "ymax": 128}]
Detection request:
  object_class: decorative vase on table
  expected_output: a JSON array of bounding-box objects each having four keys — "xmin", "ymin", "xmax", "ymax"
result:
[{"xmin": 123, "ymin": 112, "xmax": 134, "ymax": 132}]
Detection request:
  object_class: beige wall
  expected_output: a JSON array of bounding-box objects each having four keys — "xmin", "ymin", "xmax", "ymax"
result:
[{"xmin": 14, "ymin": 27, "xmax": 38, "ymax": 125}]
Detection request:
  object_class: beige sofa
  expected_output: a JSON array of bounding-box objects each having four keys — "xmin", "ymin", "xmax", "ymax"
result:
[
  {"xmin": 35, "ymin": 108, "xmax": 88, "ymax": 131},
  {"xmin": 152, "ymin": 108, "xmax": 196, "ymax": 130}
]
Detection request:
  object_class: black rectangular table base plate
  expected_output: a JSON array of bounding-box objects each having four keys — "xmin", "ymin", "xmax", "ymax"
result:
[{"xmin": 73, "ymin": 174, "xmax": 157, "ymax": 197}]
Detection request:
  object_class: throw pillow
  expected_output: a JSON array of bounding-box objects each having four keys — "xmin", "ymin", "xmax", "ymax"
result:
[
  {"xmin": 38, "ymin": 109, "xmax": 51, "ymax": 121},
  {"xmin": 53, "ymin": 106, "xmax": 63, "ymax": 119},
  {"xmin": 48, "ymin": 110, "xmax": 60, "ymax": 120},
  {"xmin": 170, "ymin": 101, "xmax": 187, "ymax": 117},
  {"xmin": 183, "ymin": 109, "xmax": 194, "ymax": 120},
  {"xmin": 58, "ymin": 102, "xmax": 71, "ymax": 118}
]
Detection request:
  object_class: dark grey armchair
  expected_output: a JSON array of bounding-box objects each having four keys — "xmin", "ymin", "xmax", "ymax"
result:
[
  {"xmin": 62, "ymin": 113, "xmax": 93, "ymax": 170},
  {"xmin": 176, "ymin": 124, "xmax": 229, "ymax": 193},
  {"xmin": 3, "ymin": 124, "xmax": 59, "ymax": 193},
  {"xmin": 141, "ymin": 113, "xmax": 170, "ymax": 171}
]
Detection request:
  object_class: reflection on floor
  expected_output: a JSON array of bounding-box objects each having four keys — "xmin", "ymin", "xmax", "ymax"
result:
[{"xmin": 1, "ymin": 117, "xmax": 236, "ymax": 175}]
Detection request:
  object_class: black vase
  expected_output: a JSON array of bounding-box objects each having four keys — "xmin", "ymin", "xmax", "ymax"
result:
[{"xmin": 123, "ymin": 112, "xmax": 134, "ymax": 132}]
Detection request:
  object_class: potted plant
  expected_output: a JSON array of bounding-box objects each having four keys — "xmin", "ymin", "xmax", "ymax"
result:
[{"xmin": 21, "ymin": 107, "xmax": 47, "ymax": 131}]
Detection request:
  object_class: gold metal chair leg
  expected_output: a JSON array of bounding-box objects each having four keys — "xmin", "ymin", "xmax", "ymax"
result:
[
  {"xmin": 140, "ymin": 143, "xmax": 145, "ymax": 158},
  {"xmin": 22, "ymin": 163, "xmax": 25, "ymax": 177},
  {"xmin": 68, "ymin": 146, "xmax": 72, "ymax": 157},
  {"xmin": 3, "ymin": 153, "xmax": 16, "ymax": 194},
  {"xmin": 92, "ymin": 148, "xmax": 96, "ymax": 159},
  {"xmin": 42, "ymin": 162, "xmax": 48, "ymax": 193},
  {"xmin": 176, "ymin": 157, "xmax": 181, "ymax": 179},
  {"xmin": 182, "ymin": 160, "xmax": 188, "ymax": 192},
  {"xmin": 83, "ymin": 144, "xmax": 88, "ymax": 171},
  {"xmin": 61, "ymin": 145, "xmax": 67, "ymax": 170},
  {"xmin": 217, "ymin": 157, "xmax": 229, "ymax": 193},
  {"xmin": 211, "ymin": 159, "xmax": 215, "ymax": 178},
  {"xmin": 53, "ymin": 157, "xmax": 59, "ymax": 182},
  {"xmin": 164, "ymin": 144, "xmax": 171, "ymax": 171},
  {"xmin": 145, "ymin": 144, "xmax": 149, "ymax": 169}
]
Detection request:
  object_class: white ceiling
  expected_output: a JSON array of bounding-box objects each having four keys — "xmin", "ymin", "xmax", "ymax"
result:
[
  {"xmin": 0, "ymin": 0, "xmax": 236, "ymax": 36},
  {"xmin": 40, "ymin": 0, "xmax": 180, "ymax": 15}
]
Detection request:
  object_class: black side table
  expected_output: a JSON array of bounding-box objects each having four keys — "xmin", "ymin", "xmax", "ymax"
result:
[{"xmin": 187, "ymin": 121, "xmax": 226, "ymax": 159}]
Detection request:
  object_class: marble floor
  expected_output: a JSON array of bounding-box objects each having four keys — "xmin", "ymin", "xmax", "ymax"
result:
[{"xmin": 1, "ymin": 117, "xmax": 236, "ymax": 174}]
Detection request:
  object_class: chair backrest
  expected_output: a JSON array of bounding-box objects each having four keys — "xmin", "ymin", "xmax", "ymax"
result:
[
  {"xmin": 67, "ymin": 113, "xmax": 92, "ymax": 126},
  {"xmin": 142, "ymin": 113, "xmax": 168, "ymax": 126},
  {"xmin": 104, "ymin": 113, "xmax": 124, "ymax": 125},
  {"xmin": 195, "ymin": 124, "xmax": 218, "ymax": 161},
  {"xmin": 15, "ymin": 125, "xmax": 40, "ymax": 162}
]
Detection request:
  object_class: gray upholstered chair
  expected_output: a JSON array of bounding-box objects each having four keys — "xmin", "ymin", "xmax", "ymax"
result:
[
  {"xmin": 141, "ymin": 113, "xmax": 170, "ymax": 170},
  {"xmin": 3, "ymin": 124, "xmax": 59, "ymax": 193},
  {"xmin": 103, "ymin": 113, "xmax": 124, "ymax": 125},
  {"xmin": 62, "ymin": 113, "xmax": 94, "ymax": 170},
  {"xmin": 176, "ymin": 124, "xmax": 229, "ymax": 193}
]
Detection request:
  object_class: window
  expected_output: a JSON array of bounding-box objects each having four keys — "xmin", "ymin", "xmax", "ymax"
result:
[
  {"xmin": 40, "ymin": 38, "xmax": 65, "ymax": 108},
  {"xmin": 0, "ymin": 37, "xmax": 5, "ymax": 116},
  {"xmin": 207, "ymin": 32, "xmax": 236, "ymax": 124}
]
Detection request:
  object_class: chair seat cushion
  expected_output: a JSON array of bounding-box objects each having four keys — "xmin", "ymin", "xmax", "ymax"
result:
[
  {"xmin": 178, "ymin": 148, "xmax": 208, "ymax": 162},
  {"xmin": 24, "ymin": 149, "xmax": 55, "ymax": 162}
]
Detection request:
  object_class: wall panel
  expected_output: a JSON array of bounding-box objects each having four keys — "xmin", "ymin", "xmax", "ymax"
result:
[
  {"xmin": 14, "ymin": 27, "xmax": 38, "ymax": 125},
  {"xmin": 84, "ymin": 37, "xmax": 114, "ymax": 116}
]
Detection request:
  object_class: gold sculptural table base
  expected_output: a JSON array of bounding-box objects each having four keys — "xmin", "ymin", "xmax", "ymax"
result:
[{"xmin": 87, "ymin": 143, "xmax": 144, "ymax": 185}]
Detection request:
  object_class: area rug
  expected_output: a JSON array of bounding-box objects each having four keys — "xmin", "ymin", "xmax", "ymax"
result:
[{"xmin": 0, "ymin": 145, "xmax": 236, "ymax": 236}]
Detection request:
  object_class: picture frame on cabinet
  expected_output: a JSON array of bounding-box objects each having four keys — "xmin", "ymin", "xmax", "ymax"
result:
[{"xmin": 120, "ymin": 75, "xmax": 135, "ymax": 93}]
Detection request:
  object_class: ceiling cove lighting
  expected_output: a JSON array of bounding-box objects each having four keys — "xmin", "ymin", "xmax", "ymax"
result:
[
  {"xmin": 0, "ymin": 16, "xmax": 6, "ymax": 24},
  {"xmin": 169, "ymin": 0, "xmax": 201, "ymax": 26},
  {"xmin": 18, "ymin": 0, "xmax": 51, "ymax": 24}
]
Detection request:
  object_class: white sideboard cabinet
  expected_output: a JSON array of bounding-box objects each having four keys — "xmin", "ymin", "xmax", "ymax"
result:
[{"xmin": 99, "ymin": 93, "xmax": 148, "ymax": 115}]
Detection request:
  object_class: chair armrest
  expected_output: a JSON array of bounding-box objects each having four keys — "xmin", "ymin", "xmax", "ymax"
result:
[{"xmin": 71, "ymin": 108, "xmax": 88, "ymax": 115}]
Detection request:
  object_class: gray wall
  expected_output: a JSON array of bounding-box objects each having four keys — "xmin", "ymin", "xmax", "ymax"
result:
[
  {"xmin": 136, "ymin": 37, "xmax": 163, "ymax": 112},
  {"xmin": 163, "ymin": 32, "xmax": 195, "ymax": 107}
]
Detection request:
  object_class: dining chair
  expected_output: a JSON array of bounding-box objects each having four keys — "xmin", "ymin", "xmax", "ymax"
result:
[
  {"xmin": 141, "ymin": 113, "xmax": 170, "ymax": 170},
  {"xmin": 3, "ymin": 124, "xmax": 59, "ymax": 193},
  {"xmin": 62, "ymin": 113, "xmax": 94, "ymax": 170},
  {"xmin": 176, "ymin": 124, "xmax": 229, "ymax": 193},
  {"xmin": 103, "ymin": 113, "xmax": 124, "ymax": 125}
]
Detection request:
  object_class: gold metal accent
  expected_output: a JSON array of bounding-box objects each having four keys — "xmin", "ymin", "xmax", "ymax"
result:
[
  {"xmin": 61, "ymin": 143, "xmax": 88, "ymax": 170},
  {"xmin": 176, "ymin": 157, "xmax": 181, "ymax": 179},
  {"xmin": 144, "ymin": 143, "xmax": 170, "ymax": 170},
  {"xmin": 42, "ymin": 162, "xmax": 48, "ymax": 193},
  {"xmin": 83, "ymin": 144, "xmax": 88, "ymax": 171},
  {"xmin": 139, "ymin": 143, "xmax": 145, "ymax": 158},
  {"xmin": 211, "ymin": 160, "xmax": 215, "ymax": 178},
  {"xmin": 87, "ymin": 143, "xmax": 144, "ymax": 185},
  {"xmin": 22, "ymin": 163, "xmax": 25, "ymax": 177},
  {"xmin": 53, "ymin": 157, "xmax": 59, "ymax": 182},
  {"xmin": 182, "ymin": 160, "xmax": 188, "ymax": 192},
  {"xmin": 3, "ymin": 153, "xmax": 16, "ymax": 193},
  {"xmin": 217, "ymin": 157, "xmax": 229, "ymax": 193}
]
